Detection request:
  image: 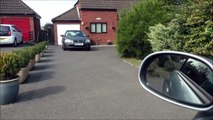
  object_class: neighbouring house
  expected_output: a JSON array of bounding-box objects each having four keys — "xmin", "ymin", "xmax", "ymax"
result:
[
  {"xmin": 52, "ymin": 0, "xmax": 139, "ymax": 45},
  {"xmin": 0, "ymin": 0, "xmax": 41, "ymax": 42}
]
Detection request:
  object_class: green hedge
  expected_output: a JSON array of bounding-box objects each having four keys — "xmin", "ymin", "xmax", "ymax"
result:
[{"xmin": 117, "ymin": 0, "xmax": 171, "ymax": 59}]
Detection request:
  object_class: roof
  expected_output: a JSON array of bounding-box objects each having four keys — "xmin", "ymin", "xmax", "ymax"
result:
[
  {"xmin": 0, "ymin": 0, "xmax": 41, "ymax": 18},
  {"xmin": 52, "ymin": 7, "xmax": 80, "ymax": 22},
  {"xmin": 78, "ymin": 0, "xmax": 140, "ymax": 11}
]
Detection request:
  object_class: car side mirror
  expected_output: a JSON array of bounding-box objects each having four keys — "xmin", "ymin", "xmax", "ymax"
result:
[
  {"xmin": 61, "ymin": 35, "xmax": 65, "ymax": 37},
  {"xmin": 138, "ymin": 51, "xmax": 213, "ymax": 111}
]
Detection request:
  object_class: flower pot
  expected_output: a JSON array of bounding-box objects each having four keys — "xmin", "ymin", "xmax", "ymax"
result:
[
  {"xmin": 40, "ymin": 51, "xmax": 44, "ymax": 57},
  {"xmin": 17, "ymin": 66, "xmax": 29, "ymax": 84},
  {"xmin": 0, "ymin": 77, "xmax": 20, "ymax": 105},
  {"xmin": 29, "ymin": 59, "xmax": 35, "ymax": 71},
  {"xmin": 35, "ymin": 54, "xmax": 41, "ymax": 63}
]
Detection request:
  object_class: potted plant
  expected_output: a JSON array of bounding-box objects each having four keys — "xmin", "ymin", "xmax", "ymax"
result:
[
  {"xmin": 34, "ymin": 43, "xmax": 43, "ymax": 63},
  {"xmin": 40, "ymin": 41, "xmax": 47, "ymax": 57},
  {"xmin": 0, "ymin": 52, "xmax": 20, "ymax": 105},
  {"xmin": 26, "ymin": 47, "xmax": 36, "ymax": 71},
  {"xmin": 13, "ymin": 49, "xmax": 30, "ymax": 84}
]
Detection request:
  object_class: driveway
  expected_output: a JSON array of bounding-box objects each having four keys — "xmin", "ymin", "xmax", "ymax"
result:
[{"xmin": 0, "ymin": 46, "xmax": 197, "ymax": 119}]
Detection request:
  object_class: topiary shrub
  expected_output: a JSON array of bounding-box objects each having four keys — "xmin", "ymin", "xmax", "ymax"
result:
[
  {"xmin": 0, "ymin": 53, "xmax": 20, "ymax": 80},
  {"xmin": 13, "ymin": 49, "xmax": 30, "ymax": 68},
  {"xmin": 25, "ymin": 47, "xmax": 36, "ymax": 60}
]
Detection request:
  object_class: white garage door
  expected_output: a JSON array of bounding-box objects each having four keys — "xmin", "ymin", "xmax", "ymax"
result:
[{"xmin": 57, "ymin": 24, "xmax": 80, "ymax": 45}]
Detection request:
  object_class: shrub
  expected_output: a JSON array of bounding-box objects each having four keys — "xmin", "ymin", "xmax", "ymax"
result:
[
  {"xmin": 13, "ymin": 49, "xmax": 30, "ymax": 68},
  {"xmin": 148, "ymin": 19, "xmax": 182, "ymax": 52},
  {"xmin": 0, "ymin": 53, "xmax": 20, "ymax": 80},
  {"xmin": 117, "ymin": 0, "xmax": 171, "ymax": 58},
  {"xmin": 25, "ymin": 47, "xmax": 36, "ymax": 60},
  {"xmin": 180, "ymin": 0, "xmax": 213, "ymax": 58},
  {"xmin": 32, "ymin": 44, "xmax": 43, "ymax": 55},
  {"xmin": 33, "ymin": 41, "xmax": 47, "ymax": 54}
]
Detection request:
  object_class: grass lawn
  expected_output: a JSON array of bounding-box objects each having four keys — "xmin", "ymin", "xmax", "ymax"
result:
[{"xmin": 123, "ymin": 58, "xmax": 142, "ymax": 68}]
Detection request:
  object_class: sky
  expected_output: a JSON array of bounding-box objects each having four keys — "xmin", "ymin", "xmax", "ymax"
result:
[{"xmin": 22, "ymin": 0, "xmax": 78, "ymax": 26}]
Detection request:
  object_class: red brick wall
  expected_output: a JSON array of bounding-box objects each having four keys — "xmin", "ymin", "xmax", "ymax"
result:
[{"xmin": 80, "ymin": 10, "xmax": 118, "ymax": 45}]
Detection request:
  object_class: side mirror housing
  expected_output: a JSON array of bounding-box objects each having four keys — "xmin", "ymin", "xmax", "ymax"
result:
[
  {"xmin": 61, "ymin": 35, "xmax": 65, "ymax": 38},
  {"xmin": 138, "ymin": 51, "xmax": 213, "ymax": 111}
]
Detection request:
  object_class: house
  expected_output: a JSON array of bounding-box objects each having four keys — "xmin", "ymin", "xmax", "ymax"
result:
[
  {"xmin": 52, "ymin": 0, "xmax": 139, "ymax": 45},
  {"xmin": 0, "ymin": 0, "xmax": 41, "ymax": 42}
]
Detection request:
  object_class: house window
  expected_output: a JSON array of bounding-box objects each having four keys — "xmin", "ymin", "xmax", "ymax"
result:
[{"xmin": 90, "ymin": 23, "xmax": 107, "ymax": 33}]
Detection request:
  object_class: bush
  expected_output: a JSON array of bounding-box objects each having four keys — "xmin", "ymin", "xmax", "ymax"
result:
[
  {"xmin": 117, "ymin": 0, "xmax": 171, "ymax": 58},
  {"xmin": 180, "ymin": 0, "xmax": 213, "ymax": 58},
  {"xmin": 13, "ymin": 49, "xmax": 30, "ymax": 68},
  {"xmin": 0, "ymin": 53, "xmax": 20, "ymax": 80},
  {"xmin": 33, "ymin": 41, "xmax": 47, "ymax": 54},
  {"xmin": 148, "ymin": 19, "xmax": 182, "ymax": 52},
  {"xmin": 25, "ymin": 47, "xmax": 36, "ymax": 60}
]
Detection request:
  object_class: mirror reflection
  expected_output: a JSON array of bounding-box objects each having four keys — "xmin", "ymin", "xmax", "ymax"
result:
[{"xmin": 146, "ymin": 55, "xmax": 213, "ymax": 105}]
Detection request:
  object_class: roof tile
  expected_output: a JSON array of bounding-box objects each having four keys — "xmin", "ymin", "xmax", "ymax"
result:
[
  {"xmin": 52, "ymin": 7, "xmax": 80, "ymax": 22},
  {"xmin": 0, "ymin": 0, "xmax": 41, "ymax": 18}
]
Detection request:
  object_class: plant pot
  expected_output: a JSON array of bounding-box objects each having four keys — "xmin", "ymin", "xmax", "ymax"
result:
[
  {"xmin": 0, "ymin": 77, "xmax": 20, "ymax": 105},
  {"xmin": 17, "ymin": 66, "xmax": 29, "ymax": 84},
  {"xmin": 29, "ymin": 59, "xmax": 35, "ymax": 71},
  {"xmin": 40, "ymin": 51, "xmax": 44, "ymax": 57},
  {"xmin": 35, "ymin": 54, "xmax": 41, "ymax": 63}
]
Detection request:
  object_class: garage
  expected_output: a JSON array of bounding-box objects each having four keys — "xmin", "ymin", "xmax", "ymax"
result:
[
  {"xmin": 0, "ymin": 0, "xmax": 41, "ymax": 43},
  {"xmin": 56, "ymin": 24, "xmax": 80, "ymax": 45},
  {"xmin": 1, "ymin": 17, "xmax": 31, "ymax": 41},
  {"xmin": 52, "ymin": 7, "xmax": 81, "ymax": 45}
]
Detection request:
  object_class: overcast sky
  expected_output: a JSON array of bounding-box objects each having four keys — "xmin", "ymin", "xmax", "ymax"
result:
[{"xmin": 22, "ymin": 0, "xmax": 78, "ymax": 26}]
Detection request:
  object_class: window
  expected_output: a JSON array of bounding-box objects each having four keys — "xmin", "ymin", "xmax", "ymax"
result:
[
  {"xmin": 12, "ymin": 26, "xmax": 21, "ymax": 32},
  {"xmin": 90, "ymin": 23, "xmax": 107, "ymax": 33},
  {"xmin": 65, "ymin": 31, "xmax": 86, "ymax": 37}
]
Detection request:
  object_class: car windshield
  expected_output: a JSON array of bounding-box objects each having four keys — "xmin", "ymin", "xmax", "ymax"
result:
[
  {"xmin": 65, "ymin": 31, "xmax": 85, "ymax": 37},
  {"xmin": 0, "ymin": 26, "xmax": 10, "ymax": 36}
]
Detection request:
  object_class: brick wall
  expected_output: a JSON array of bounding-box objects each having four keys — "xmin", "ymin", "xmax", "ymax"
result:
[{"xmin": 80, "ymin": 10, "xmax": 118, "ymax": 45}]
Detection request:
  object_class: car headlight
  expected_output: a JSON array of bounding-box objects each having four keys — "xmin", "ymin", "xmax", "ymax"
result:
[
  {"xmin": 65, "ymin": 39, "xmax": 74, "ymax": 43},
  {"xmin": 85, "ymin": 39, "xmax": 91, "ymax": 43}
]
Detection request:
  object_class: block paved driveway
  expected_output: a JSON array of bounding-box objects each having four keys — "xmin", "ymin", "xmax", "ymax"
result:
[{"xmin": 1, "ymin": 46, "xmax": 197, "ymax": 119}]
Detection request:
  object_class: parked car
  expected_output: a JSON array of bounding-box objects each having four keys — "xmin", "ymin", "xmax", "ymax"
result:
[
  {"xmin": 61, "ymin": 30, "xmax": 91, "ymax": 51},
  {"xmin": 138, "ymin": 51, "xmax": 213, "ymax": 119},
  {"xmin": 0, "ymin": 24, "xmax": 23, "ymax": 47}
]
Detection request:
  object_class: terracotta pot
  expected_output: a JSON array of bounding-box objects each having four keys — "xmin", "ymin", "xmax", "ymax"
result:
[
  {"xmin": 35, "ymin": 54, "xmax": 41, "ymax": 63},
  {"xmin": 29, "ymin": 59, "xmax": 35, "ymax": 71},
  {"xmin": 0, "ymin": 77, "xmax": 20, "ymax": 105},
  {"xmin": 17, "ymin": 65, "xmax": 29, "ymax": 84}
]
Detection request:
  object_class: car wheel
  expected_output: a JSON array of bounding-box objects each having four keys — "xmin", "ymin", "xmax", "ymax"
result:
[
  {"xmin": 86, "ymin": 46, "xmax": 91, "ymax": 51},
  {"xmin": 13, "ymin": 39, "xmax": 17, "ymax": 47}
]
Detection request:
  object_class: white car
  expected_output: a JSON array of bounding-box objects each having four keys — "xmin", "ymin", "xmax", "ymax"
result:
[{"xmin": 0, "ymin": 24, "xmax": 23, "ymax": 47}]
